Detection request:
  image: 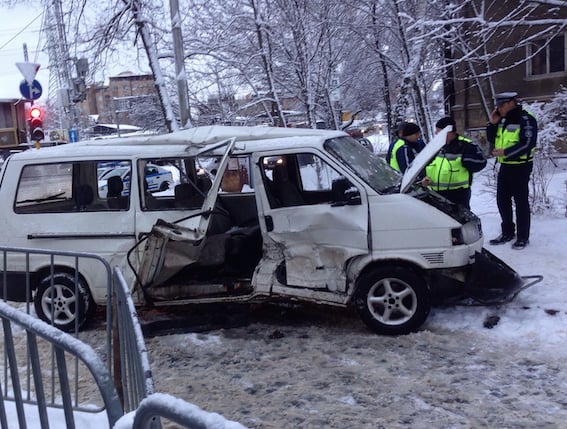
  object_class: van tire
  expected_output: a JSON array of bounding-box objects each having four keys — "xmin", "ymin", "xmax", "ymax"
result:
[
  {"xmin": 34, "ymin": 272, "xmax": 92, "ymax": 332},
  {"xmin": 354, "ymin": 266, "xmax": 430, "ymax": 335}
]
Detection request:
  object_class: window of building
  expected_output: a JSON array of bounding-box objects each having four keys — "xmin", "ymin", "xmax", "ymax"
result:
[
  {"xmin": 528, "ymin": 33, "xmax": 566, "ymax": 76},
  {"xmin": 0, "ymin": 103, "xmax": 14, "ymax": 128}
]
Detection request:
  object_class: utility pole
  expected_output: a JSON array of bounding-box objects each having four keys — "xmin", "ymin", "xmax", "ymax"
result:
[
  {"xmin": 169, "ymin": 0, "xmax": 192, "ymax": 128},
  {"xmin": 43, "ymin": 0, "xmax": 79, "ymax": 133}
]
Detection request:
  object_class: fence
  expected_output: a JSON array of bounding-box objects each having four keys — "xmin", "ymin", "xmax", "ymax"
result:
[
  {"xmin": 0, "ymin": 299, "xmax": 123, "ymax": 428},
  {"xmin": 0, "ymin": 245, "xmax": 246, "ymax": 428}
]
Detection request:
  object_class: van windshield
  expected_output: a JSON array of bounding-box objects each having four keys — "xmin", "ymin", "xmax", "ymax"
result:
[{"xmin": 324, "ymin": 136, "xmax": 401, "ymax": 194}]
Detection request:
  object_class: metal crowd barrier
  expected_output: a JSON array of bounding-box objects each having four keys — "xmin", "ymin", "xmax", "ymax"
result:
[
  {"xmin": 0, "ymin": 299, "xmax": 123, "ymax": 428},
  {"xmin": 111, "ymin": 266, "xmax": 154, "ymax": 413},
  {"xmin": 0, "ymin": 245, "xmax": 247, "ymax": 428}
]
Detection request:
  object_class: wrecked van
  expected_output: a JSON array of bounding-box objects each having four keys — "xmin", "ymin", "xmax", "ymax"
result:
[{"xmin": 0, "ymin": 126, "xmax": 533, "ymax": 334}]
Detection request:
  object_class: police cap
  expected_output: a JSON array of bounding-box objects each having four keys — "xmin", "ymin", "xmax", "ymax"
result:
[{"xmin": 494, "ymin": 92, "xmax": 518, "ymax": 106}]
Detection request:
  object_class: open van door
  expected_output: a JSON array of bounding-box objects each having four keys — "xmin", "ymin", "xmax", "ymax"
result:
[{"xmin": 135, "ymin": 138, "xmax": 237, "ymax": 291}]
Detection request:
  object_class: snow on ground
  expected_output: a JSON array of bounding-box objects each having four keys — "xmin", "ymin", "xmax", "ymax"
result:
[
  {"xmin": 367, "ymin": 132, "xmax": 390, "ymax": 154},
  {"xmin": 428, "ymin": 157, "xmax": 567, "ymax": 354}
]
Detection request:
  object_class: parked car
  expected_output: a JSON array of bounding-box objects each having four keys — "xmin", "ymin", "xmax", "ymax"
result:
[
  {"xmin": 98, "ymin": 164, "xmax": 173, "ymax": 197},
  {"xmin": 0, "ymin": 126, "xmax": 530, "ymax": 334},
  {"xmin": 262, "ymin": 156, "xmax": 284, "ymax": 169},
  {"xmin": 356, "ymin": 137, "xmax": 373, "ymax": 151}
]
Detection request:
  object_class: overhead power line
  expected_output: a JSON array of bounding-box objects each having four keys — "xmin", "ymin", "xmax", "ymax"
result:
[{"xmin": 0, "ymin": 12, "xmax": 44, "ymax": 52}]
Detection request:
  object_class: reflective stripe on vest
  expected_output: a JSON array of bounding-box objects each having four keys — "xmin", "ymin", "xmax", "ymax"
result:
[
  {"xmin": 495, "ymin": 115, "xmax": 535, "ymax": 164},
  {"xmin": 389, "ymin": 138, "xmax": 404, "ymax": 172},
  {"xmin": 425, "ymin": 136, "xmax": 471, "ymax": 191}
]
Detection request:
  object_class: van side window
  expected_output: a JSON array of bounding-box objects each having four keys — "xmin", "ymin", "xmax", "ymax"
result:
[
  {"xmin": 95, "ymin": 161, "xmax": 131, "ymax": 211},
  {"xmin": 15, "ymin": 161, "xmax": 132, "ymax": 213},
  {"xmin": 261, "ymin": 153, "xmax": 354, "ymax": 209},
  {"xmin": 15, "ymin": 163, "xmax": 74, "ymax": 213},
  {"xmin": 216, "ymin": 156, "xmax": 253, "ymax": 193}
]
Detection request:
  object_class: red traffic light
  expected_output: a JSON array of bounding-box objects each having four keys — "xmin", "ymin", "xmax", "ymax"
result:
[
  {"xmin": 29, "ymin": 106, "xmax": 44, "ymax": 141},
  {"xmin": 30, "ymin": 107, "xmax": 42, "ymax": 119}
]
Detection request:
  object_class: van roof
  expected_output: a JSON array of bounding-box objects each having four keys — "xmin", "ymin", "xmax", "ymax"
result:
[
  {"xmin": 9, "ymin": 126, "xmax": 348, "ymax": 162},
  {"xmin": 79, "ymin": 125, "xmax": 346, "ymax": 146}
]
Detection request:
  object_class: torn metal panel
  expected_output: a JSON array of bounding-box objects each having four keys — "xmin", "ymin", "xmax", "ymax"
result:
[{"xmin": 138, "ymin": 220, "xmax": 203, "ymax": 288}]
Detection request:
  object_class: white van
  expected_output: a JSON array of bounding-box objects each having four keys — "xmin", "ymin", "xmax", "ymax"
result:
[{"xmin": 0, "ymin": 126, "xmax": 528, "ymax": 334}]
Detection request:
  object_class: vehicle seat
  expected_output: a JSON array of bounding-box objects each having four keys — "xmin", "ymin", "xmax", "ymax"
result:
[
  {"xmin": 143, "ymin": 179, "xmax": 159, "ymax": 210},
  {"xmin": 107, "ymin": 176, "xmax": 128, "ymax": 209},
  {"xmin": 75, "ymin": 184, "xmax": 94, "ymax": 211},
  {"xmin": 197, "ymin": 175, "xmax": 212, "ymax": 194},
  {"xmin": 271, "ymin": 164, "xmax": 304, "ymax": 207},
  {"xmin": 174, "ymin": 183, "xmax": 204, "ymax": 209}
]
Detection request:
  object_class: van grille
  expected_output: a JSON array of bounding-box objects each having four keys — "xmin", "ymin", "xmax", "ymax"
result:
[{"xmin": 421, "ymin": 252, "xmax": 445, "ymax": 265}]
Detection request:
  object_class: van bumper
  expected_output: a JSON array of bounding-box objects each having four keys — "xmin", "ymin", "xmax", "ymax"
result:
[
  {"xmin": 464, "ymin": 248, "xmax": 526, "ymax": 304},
  {"xmin": 0, "ymin": 272, "xmax": 34, "ymax": 302},
  {"xmin": 428, "ymin": 248, "xmax": 537, "ymax": 305}
]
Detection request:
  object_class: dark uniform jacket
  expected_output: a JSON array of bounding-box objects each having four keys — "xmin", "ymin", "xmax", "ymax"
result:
[{"xmin": 486, "ymin": 106, "xmax": 538, "ymax": 163}]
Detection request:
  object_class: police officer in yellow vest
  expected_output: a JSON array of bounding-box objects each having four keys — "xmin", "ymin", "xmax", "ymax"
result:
[
  {"xmin": 421, "ymin": 117, "xmax": 486, "ymax": 209},
  {"xmin": 386, "ymin": 122, "xmax": 425, "ymax": 173},
  {"xmin": 487, "ymin": 92, "xmax": 538, "ymax": 250}
]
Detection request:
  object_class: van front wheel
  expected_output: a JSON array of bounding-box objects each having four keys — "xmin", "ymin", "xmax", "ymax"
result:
[
  {"xmin": 354, "ymin": 267, "xmax": 430, "ymax": 335},
  {"xmin": 34, "ymin": 273, "xmax": 92, "ymax": 332}
]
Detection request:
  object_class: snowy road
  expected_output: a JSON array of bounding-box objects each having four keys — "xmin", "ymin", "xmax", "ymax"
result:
[{"xmin": 141, "ymin": 304, "xmax": 567, "ymax": 429}]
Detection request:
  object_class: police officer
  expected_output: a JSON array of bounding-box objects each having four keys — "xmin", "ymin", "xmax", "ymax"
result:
[
  {"xmin": 422, "ymin": 117, "xmax": 487, "ymax": 209},
  {"xmin": 386, "ymin": 122, "xmax": 425, "ymax": 173},
  {"xmin": 487, "ymin": 92, "xmax": 538, "ymax": 250}
]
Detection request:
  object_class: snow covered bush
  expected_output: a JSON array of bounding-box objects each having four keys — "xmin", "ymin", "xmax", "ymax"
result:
[{"xmin": 524, "ymin": 86, "xmax": 567, "ymax": 214}]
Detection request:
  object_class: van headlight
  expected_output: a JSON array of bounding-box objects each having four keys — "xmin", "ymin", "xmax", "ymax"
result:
[{"xmin": 451, "ymin": 220, "xmax": 482, "ymax": 245}]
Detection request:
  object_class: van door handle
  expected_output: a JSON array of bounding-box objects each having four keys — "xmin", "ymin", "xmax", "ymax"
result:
[{"xmin": 265, "ymin": 215, "xmax": 274, "ymax": 231}]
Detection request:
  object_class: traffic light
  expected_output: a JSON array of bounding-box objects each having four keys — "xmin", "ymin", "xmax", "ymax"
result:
[{"xmin": 29, "ymin": 106, "xmax": 45, "ymax": 141}]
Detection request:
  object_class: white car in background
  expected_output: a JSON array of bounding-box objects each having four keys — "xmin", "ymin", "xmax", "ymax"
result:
[
  {"xmin": 144, "ymin": 164, "xmax": 174, "ymax": 192},
  {"xmin": 98, "ymin": 164, "xmax": 173, "ymax": 197}
]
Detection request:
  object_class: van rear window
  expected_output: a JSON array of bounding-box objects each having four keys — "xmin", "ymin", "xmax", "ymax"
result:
[
  {"xmin": 14, "ymin": 161, "xmax": 131, "ymax": 213},
  {"xmin": 15, "ymin": 163, "xmax": 74, "ymax": 213}
]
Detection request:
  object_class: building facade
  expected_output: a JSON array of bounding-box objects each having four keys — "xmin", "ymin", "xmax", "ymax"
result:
[
  {"xmin": 78, "ymin": 72, "xmax": 159, "ymax": 129},
  {"xmin": 449, "ymin": 1, "xmax": 567, "ymax": 151}
]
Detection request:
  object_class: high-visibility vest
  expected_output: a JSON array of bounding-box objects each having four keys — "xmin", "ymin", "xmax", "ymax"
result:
[
  {"xmin": 388, "ymin": 138, "xmax": 405, "ymax": 172},
  {"xmin": 495, "ymin": 112, "xmax": 536, "ymax": 164},
  {"xmin": 425, "ymin": 136, "xmax": 472, "ymax": 191}
]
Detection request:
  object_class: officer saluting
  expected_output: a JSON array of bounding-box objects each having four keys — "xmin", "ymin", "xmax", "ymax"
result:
[{"xmin": 486, "ymin": 92, "xmax": 538, "ymax": 250}]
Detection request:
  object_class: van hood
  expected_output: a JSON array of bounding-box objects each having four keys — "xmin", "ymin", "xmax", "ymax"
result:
[{"xmin": 400, "ymin": 126, "xmax": 451, "ymax": 193}]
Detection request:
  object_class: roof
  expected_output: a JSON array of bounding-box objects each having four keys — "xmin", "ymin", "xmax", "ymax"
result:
[
  {"xmin": 91, "ymin": 123, "xmax": 142, "ymax": 131},
  {"xmin": 7, "ymin": 126, "xmax": 348, "ymax": 162},
  {"xmin": 78, "ymin": 125, "xmax": 346, "ymax": 146}
]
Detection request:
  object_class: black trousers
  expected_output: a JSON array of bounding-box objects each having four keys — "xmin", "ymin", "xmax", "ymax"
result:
[{"xmin": 496, "ymin": 162, "xmax": 533, "ymax": 240}]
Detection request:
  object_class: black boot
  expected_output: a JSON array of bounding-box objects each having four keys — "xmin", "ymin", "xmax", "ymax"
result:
[
  {"xmin": 489, "ymin": 233, "xmax": 514, "ymax": 245},
  {"xmin": 512, "ymin": 239, "xmax": 529, "ymax": 250}
]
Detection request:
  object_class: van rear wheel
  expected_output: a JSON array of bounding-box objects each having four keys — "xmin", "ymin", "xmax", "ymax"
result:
[
  {"xmin": 34, "ymin": 272, "xmax": 93, "ymax": 332},
  {"xmin": 354, "ymin": 266, "xmax": 430, "ymax": 335}
]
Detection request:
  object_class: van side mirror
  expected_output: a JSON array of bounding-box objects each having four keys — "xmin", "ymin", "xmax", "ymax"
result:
[{"xmin": 331, "ymin": 177, "xmax": 361, "ymax": 206}]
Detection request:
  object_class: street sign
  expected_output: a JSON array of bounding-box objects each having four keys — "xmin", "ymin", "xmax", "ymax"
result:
[
  {"xmin": 16, "ymin": 62, "xmax": 41, "ymax": 85},
  {"xmin": 19, "ymin": 79, "xmax": 43, "ymax": 100},
  {"xmin": 68, "ymin": 128, "xmax": 79, "ymax": 143}
]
